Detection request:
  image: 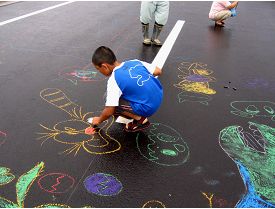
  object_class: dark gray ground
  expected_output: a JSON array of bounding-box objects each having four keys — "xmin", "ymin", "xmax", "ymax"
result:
[{"xmin": 0, "ymin": 1, "xmax": 275, "ymax": 208}]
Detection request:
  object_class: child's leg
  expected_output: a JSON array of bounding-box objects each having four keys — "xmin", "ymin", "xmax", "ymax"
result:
[
  {"xmin": 115, "ymin": 98, "xmax": 150, "ymax": 132},
  {"xmin": 214, "ymin": 10, "xmax": 231, "ymax": 22}
]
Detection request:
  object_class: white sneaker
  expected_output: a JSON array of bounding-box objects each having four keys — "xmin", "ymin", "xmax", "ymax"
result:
[
  {"xmin": 143, "ymin": 38, "xmax": 151, "ymax": 45},
  {"xmin": 152, "ymin": 39, "xmax": 162, "ymax": 46}
]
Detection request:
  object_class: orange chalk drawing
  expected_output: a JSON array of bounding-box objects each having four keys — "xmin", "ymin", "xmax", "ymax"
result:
[{"xmin": 37, "ymin": 88, "xmax": 121, "ymax": 156}]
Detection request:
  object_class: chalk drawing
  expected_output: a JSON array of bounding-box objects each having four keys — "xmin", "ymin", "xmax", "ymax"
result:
[
  {"xmin": 201, "ymin": 192, "xmax": 214, "ymax": 208},
  {"xmin": 58, "ymin": 64, "xmax": 107, "ymax": 85},
  {"xmin": 0, "ymin": 162, "xmax": 44, "ymax": 208},
  {"xmin": 0, "ymin": 162, "xmax": 73, "ymax": 208},
  {"xmin": 37, "ymin": 173, "xmax": 75, "ymax": 194},
  {"xmin": 0, "ymin": 131, "xmax": 7, "ymax": 146},
  {"xmin": 190, "ymin": 166, "xmax": 204, "ymax": 175},
  {"xmin": 177, "ymin": 92, "xmax": 212, "ymax": 106},
  {"xmin": 240, "ymin": 76, "xmax": 275, "ymax": 92},
  {"xmin": 0, "ymin": 167, "xmax": 15, "ymax": 186},
  {"xmin": 84, "ymin": 173, "xmax": 122, "ymax": 196},
  {"xmin": 219, "ymin": 122, "xmax": 275, "ymax": 207},
  {"xmin": 37, "ymin": 88, "xmax": 121, "ymax": 156},
  {"xmin": 174, "ymin": 61, "xmax": 216, "ymax": 95},
  {"xmin": 136, "ymin": 123, "xmax": 189, "ymax": 166},
  {"xmin": 36, "ymin": 203, "xmax": 70, "ymax": 208},
  {"xmin": 231, "ymin": 101, "xmax": 275, "ymax": 121},
  {"xmin": 173, "ymin": 61, "xmax": 216, "ymax": 106},
  {"xmin": 142, "ymin": 200, "xmax": 166, "ymax": 208},
  {"xmin": 203, "ymin": 179, "xmax": 220, "ymax": 186}
]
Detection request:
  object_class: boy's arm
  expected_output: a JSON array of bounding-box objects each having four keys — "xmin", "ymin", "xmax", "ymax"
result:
[
  {"xmin": 140, "ymin": 61, "xmax": 162, "ymax": 77},
  {"xmin": 92, "ymin": 106, "xmax": 116, "ymax": 125}
]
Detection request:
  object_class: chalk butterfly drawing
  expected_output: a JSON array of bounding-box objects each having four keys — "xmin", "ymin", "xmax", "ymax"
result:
[
  {"xmin": 219, "ymin": 122, "xmax": 275, "ymax": 207},
  {"xmin": 37, "ymin": 88, "xmax": 121, "ymax": 156}
]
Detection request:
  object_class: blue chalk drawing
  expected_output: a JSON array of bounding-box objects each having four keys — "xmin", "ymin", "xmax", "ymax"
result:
[
  {"xmin": 236, "ymin": 161, "xmax": 275, "ymax": 208},
  {"xmin": 84, "ymin": 173, "xmax": 122, "ymax": 196}
]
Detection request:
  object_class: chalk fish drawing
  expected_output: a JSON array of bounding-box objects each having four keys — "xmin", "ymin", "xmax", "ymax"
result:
[
  {"xmin": 174, "ymin": 61, "xmax": 216, "ymax": 105},
  {"xmin": 231, "ymin": 101, "xmax": 275, "ymax": 121}
]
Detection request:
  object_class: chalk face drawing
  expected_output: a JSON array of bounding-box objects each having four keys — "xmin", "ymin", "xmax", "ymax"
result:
[
  {"xmin": 142, "ymin": 200, "xmax": 166, "ymax": 208},
  {"xmin": 58, "ymin": 63, "xmax": 107, "ymax": 85},
  {"xmin": 136, "ymin": 123, "xmax": 189, "ymax": 166},
  {"xmin": 0, "ymin": 167, "xmax": 15, "ymax": 186},
  {"xmin": 37, "ymin": 173, "xmax": 75, "ymax": 194},
  {"xmin": 0, "ymin": 162, "xmax": 71, "ymax": 208},
  {"xmin": 84, "ymin": 173, "xmax": 122, "ymax": 196},
  {"xmin": 0, "ymin": 131, "xmax": 7, "ymax": 146},
  {"xmin": 231, "ymin": 101, "xmax": 275, "ymax": 121},
  {"xmin": 219, "ymin": 122, "xmax": 275, "ymax": 207},
  {"xmin": 37, "ymin": 88, "xmax": 121, "ymax": 156},
  {"xmin": 174, "ymin": 62, "xmax": 216, "ymax": 105}
]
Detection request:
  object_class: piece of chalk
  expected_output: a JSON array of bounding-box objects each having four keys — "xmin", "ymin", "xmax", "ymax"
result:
[
  {"xmin": 87, "ymin": 117, "xmax": 93, "ymax": 124},
  {"xmin": 85, "ymin": 127, "xmax": 96, "ymax": 135}
]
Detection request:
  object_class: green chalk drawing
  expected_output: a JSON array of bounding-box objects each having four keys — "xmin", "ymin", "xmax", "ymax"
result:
[
  {"xmin": 0, "ymin": 167, "xmax": 15, "ymax": 186},
  {"xmin": 230, "ymin": 101, "xmax": 275, "ymax": 121},
  {"xmin": 219, "ymin": 122, "xmax": 275, "ymax": 204},
  {"xmin": 160, "ymin": 149, "xmax": 178, "ymax": 156},
  {"xmin": 0, "ymin": 197, "xmax": 18, "ymax": 208},
  {"xmin": 16, "ymin": 162, "xmax": 44, "ymax": 207},
  {"xmin": 0, "ymin": 162, "xmax": 71, "ymax": 208},
  {"xmin": 136, "ymin": 123, "xmax": 190, "ymax": 166}
]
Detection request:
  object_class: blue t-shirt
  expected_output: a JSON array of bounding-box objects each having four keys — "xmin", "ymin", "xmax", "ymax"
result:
[{"xmin": 105, "ymin": 59, "xmax": 163, "ymax": 117}]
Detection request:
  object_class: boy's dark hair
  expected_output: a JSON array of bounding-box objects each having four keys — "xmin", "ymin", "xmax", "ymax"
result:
[{"xmin": 92, "ymin": 46, "xmax": 117, "ymax": 67}]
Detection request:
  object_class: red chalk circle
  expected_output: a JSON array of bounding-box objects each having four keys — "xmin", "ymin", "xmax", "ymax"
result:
[{"xmin": 37, "ymin": 173, "xmax": 75, "ymax": 194}]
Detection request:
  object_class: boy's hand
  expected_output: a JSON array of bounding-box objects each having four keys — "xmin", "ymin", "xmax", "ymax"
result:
[{"xmin": 92, "ymin": 117, "xmax": 101, "ymax": 126}]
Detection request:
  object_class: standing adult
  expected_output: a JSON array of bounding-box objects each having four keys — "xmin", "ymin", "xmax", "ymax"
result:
[
  {"xmin": 140, "ymin": 1, "xmax": 169, "ymax": 46},
  {"xmin": 209, "ymin": 1, "xmax": 238, "ymax": 27}
]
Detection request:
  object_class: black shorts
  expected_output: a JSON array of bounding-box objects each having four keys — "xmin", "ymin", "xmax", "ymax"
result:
[{"xmin": 114, "ymin": 98, "xmax": 136, "ymax": 115}]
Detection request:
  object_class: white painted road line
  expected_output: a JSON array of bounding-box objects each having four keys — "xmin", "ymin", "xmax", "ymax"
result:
[
  {"xmin": 152, "ymin": 20, "xmax": 185, "ymax": 69},
  {"xmin": 0, "ymin": 1, "xmax": 75, "ymax": 27}
]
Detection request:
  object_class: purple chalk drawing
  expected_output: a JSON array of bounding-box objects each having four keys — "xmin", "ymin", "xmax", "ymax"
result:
[
  {"xmin": 186, "ymin": 74, "xmax": 211, "ymax": 82},
  {"xmin": 84, "ymin": 173, "xmax": 122, "ymax": 196}
]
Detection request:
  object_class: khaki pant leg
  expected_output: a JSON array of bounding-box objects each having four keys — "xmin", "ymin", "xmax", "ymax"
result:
[{"xmin": 214, "ymin": 10, "xmax": 231, "ymax": 21}]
